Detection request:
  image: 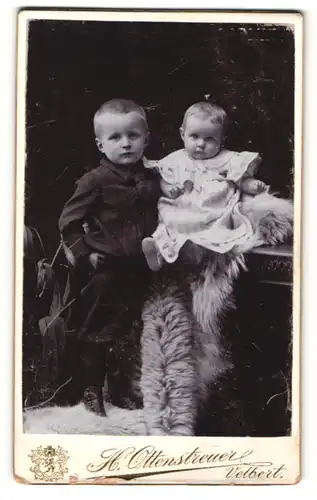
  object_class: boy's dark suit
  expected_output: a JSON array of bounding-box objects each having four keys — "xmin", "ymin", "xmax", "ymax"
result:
[{"xmin": 58, "ymin": 157, "xmax": 160, "ymax": 408}]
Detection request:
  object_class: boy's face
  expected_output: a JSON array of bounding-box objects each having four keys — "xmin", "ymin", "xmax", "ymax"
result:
[
  {"xmin": 96, "ymin": 112, "xmax": 148, "ymax": 165},
  {"xmin": 180, "ymin": 115, "xmax": 223, "ymax": 160}
]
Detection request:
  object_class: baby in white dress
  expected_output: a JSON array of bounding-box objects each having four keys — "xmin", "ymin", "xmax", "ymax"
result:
[{"xmin": 142, "ymin": 102, "xmax": 268, "ymax": 271}]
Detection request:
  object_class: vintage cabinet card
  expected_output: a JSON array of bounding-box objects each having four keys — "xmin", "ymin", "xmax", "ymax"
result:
[{"xmin": 14, "ymin": 9, "xmax": 302, "ymax": 485}]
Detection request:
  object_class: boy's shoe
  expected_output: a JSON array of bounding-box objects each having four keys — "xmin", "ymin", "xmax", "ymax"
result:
[
  {"xmin": 83, "ymin": 385, "xmax": 106, "ymax": 416},
  {"xmin": 142, "ymin": 237, "xmax": 163, "ymax": 271}
]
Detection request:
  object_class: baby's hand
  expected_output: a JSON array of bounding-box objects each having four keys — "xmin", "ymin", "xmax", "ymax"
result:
[
  {"xmin": 183, "ymin": 180, "xmax": 194, "ymax": 193},
  {"xmin": 252, "ymin": 180, "xmax": 267, "ymax": 194},
  {"xmin": 165, "ymin": 185, "xmax": 184, "ymax": 199},
  {"xmin": 242, "ymin": 178, "xmax": 267, "ymax": 195},
  {"xmin": 88, "ymin": 252, "xmax": 105, "ymax": 270}
]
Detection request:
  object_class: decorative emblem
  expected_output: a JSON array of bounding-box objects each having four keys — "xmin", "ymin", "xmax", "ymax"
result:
[{"xmin": 29, "ymin": 445, "xmax": 69, "ymax": 482}]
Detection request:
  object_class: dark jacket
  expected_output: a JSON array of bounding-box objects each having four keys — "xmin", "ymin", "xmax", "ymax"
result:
[{"xmin": 58, "ymin": 157, "xmax": 160, "ymax": 261}]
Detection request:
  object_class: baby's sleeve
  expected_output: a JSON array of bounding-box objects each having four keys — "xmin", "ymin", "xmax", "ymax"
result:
[
  {"xmin": 144, "ymin": 155, "xmax": 180, "ymax": 186},
  {"xmin": 226, "ymin": 151, "xmax": 262, "ymax": 183},
  {"xmin": 143, "ymin": 157, "xmax": 172, "ymax": 183},
  {"xmin": 158, "ymin": 159, "xmax": 179, "ymax": 185},
  {"xmin": 143, "ymin": 157, "xmax": 161, "ymax": 173}
]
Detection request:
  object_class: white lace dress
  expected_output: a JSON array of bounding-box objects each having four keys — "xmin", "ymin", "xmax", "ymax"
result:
[{"xmin": 144, "ymin": 148, "xmax": 262, "ymax": 263}]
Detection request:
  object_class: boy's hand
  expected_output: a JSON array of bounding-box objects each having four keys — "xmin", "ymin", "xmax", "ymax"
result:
[{"xmin": 88, "ymin": 252, "xmax": 105, "ymax": 270}]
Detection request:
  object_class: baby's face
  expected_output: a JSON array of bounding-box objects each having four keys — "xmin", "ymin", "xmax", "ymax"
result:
[
  {"xmin": 180, "ymin": 115, "xmax": 223, "ymax": 160},
  {"xmin": 96, "ymin": 112, "xmax": 148, "ymax": 165}
]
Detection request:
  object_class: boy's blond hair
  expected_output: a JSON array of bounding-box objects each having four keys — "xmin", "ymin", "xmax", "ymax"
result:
[
  {"xmin": 93, "ymin": 98, "xmax": 148, "ymax": 137},
  {"xmin": 181, "ymin": 102, "xmax": 229, "ymax": 135}
]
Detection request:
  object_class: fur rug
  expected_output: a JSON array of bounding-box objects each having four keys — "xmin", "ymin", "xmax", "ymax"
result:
[
  {"xmin": 23, "ymin": 402, "xmax": 146, "ymax": 435},
  {"xmin": 24, "ymin": 192, "xmax": 293, "ymax": 435}
]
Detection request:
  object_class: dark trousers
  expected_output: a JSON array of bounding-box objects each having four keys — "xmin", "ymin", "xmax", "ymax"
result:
[{"xmin": 71, "ymin": 256, "xmax": 151, "ymax": 401}]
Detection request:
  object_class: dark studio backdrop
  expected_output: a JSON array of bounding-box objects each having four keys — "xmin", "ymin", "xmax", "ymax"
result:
[{"xmin": 23, "ymin": 20, "xmax": 294, "ymax": 436}]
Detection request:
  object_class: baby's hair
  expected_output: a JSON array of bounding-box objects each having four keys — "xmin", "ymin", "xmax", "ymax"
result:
[
  {"xmin": 181, "ymin": 102, "xmax": 229, "ymax": 135},
  {"xmin": 93, "ymin": 98, "xmax": 148, "ymax": 137}
]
